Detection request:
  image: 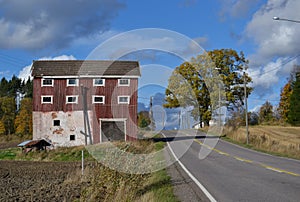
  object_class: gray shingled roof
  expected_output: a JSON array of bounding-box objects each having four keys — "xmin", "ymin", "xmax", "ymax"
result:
[{"xmin": 31, "ymin": 60, "xmax": 141, "ymax": 77}]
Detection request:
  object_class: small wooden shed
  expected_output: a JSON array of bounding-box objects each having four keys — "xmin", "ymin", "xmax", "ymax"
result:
[{"xmin": 18, "ymin": 139, "xmax": 52, "ymax": 152}]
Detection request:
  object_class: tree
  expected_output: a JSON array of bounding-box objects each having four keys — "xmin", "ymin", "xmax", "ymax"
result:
[
  {"xmin": 15, "ymin": 98, "xmax": 33, "ymax": 136},
  {"xmin": 164, "ymin": 62, "xmax": 211, "ymax": 126},
  {"xmin": 278, "ymin": 82, "xmax": 293, "ymax": 122},
  {"xmin": 0, "ymin": 121, "xmax": 5, "ymax": 135},
  {"xmin": 249, "ymin": 111, "xmax": 259, "ymax": 125},
  {"xmin": 288, "ymin": 72, "xmax": 300, "ymax": 126},
  {"xmin": 164, "ymin": 49, "xmax": 252, "ymax": 126},
  {"xmin": 259, "ymin": 101, "xmax": 274, "ymax": 124},
  {"xmin": 7, "ymin": 75, "xmax": 22, "ymax": 98},
  {"xmin": 0, "ymin": 78, "xmax": 9, "ymax": 97},
  {"xmin": 225, "ymin": 109, "xmax": 245, "ymax": 129},
  {"xmin": 206, "ymin": 49, "xmax": 253, "ymax": 109},
  {"xmin": 138, "ymin": 111, "xmax": 151, "ymax": 129},
  {"xmin": 22, "ymin": 78, "xmax": 33, "ymax": 98},
  {"xmin": 0, "ymin": 97, "xmax": 16, "ymax": 135}
]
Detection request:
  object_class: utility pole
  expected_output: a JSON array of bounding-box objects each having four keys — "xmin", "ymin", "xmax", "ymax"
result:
[
  {"xmin": 81, "ymin": 85, "xmax": 93, "ymax": 145},
  {"xmin": 218, "ymin": 83, "xmax": 221, "ymax": 127},
  {"xmin": 162, "ymin": 112, "xmax": 165, "ymax": 130},
  {"xmin": 244, "ymin": 72, "xmax": 249, "ymax": 144},
  {"xmin": 187, "ymin": 111, "xmax": 190, "ymax": 129},
  {"xmin": 149, "ymin": 96, "xmax": 153, "ymax": 131},
  {"xmin": 178, "ymin": 111, "xmax": 181, "ymax": 129}
]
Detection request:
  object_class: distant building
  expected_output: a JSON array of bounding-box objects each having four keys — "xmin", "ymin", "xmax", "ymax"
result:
[{"xmin": 31, "ymin": 60, "xmax": 140, "ymax": 147}]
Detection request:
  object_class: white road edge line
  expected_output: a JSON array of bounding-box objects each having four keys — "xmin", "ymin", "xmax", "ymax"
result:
[{"xmin": 162, "ymin": 132, "xmax": 217, "ymax": 202}]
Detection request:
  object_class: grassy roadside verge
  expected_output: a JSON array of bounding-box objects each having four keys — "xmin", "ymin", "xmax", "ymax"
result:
[
  {"xmin": 0, "ymin": 139, "xmax": 177, "ymax": 202},
  {"xmin": 220, "ymin": 136, "xmax": 300, "ymax": 160},
  {"xmin": 221, "ymin": 126, "xmax": 300, "ymax": 160}
]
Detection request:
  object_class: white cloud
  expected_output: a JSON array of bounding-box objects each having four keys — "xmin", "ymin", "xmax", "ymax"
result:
[
  {"xmin": 18, "ymin": 55, "xmax": 76, "ymax": 80},
  {"xmin": 219, "ymin": 0, "xmax": 262, "ymax": 19},
  {"xmin": 240, "ymin": 0, "xmax": 300, "ymax": 107},
  {"xmin": 87, "ymin": 29, "xmax": 206, "ymax": 63},
  {"xmin": 249, "ymin": 56, "xmax": 296, "ymax": 96},
  {"xmin": 245, "ymin": 0, "xmax": 300, "ymax": 65},
  {"xmin": 0, "ymin": 0, "xmax": 124, "ymax": 50}
]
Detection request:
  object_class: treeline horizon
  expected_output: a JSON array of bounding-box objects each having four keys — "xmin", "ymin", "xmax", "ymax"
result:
[{"xmin": 0, "ymin": 76, "xmax": 33, "ymax": 137}]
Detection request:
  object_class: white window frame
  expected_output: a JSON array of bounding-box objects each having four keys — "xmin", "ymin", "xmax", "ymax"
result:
[
  {"xmin": 118, "ymin": 79, "xmax": 130, "ymax": 86},
  {"xmin": 93, "ymin": 78, "xmax": 105, "ymax": 86},
  {"xmin": 93, "ymin": 95, "xmax": 105, "ymax": 104},
  {"xmin": 41, "ymin": 96, "xmax": 53, "ymax": 104},
  {"xmin": 118, "ymin": 96, "xmax": 130, "ymax": 104},
  {"xmin": 41, "ymin": 78, "xmax": 54, "ymax": 87},
  {"xmin": 67, "ymin": 78, "xmax": 79, "ymax": 86},
  {"xmin": 66, "ymin": 95, "xmax": 78, "ymax": 104}
]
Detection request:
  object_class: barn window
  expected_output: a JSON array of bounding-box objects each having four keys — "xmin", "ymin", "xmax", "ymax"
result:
[
  {"xmin": 118, "ymin": 96, "xmax": 130, "ymax": 104},
  {"xmin": 67, "ymin": 78, "xmax": 78, "ymax": 86},
  {"xmin": 118, "ymin": 79, "xmax": 130, "ymax": 86},
  {"xmin": 53, "ymin": 120, "xmax": 60, "ymax": 126},
  {"xmin": 70, "ymin": 135, "xmax": 75, "ymax": 141},
  {"xmin": 93, "ymin": 78, "xmax": 105, "ymax": 86},
  {"xmin": 41, "ymin": 96, "xmax": 53, "ymax": 104},
  {"xmin": 93, "ymin": 96, "xmax": 105, "ymax": 104},
  {"xmin": 66, "ymin": 95, "xmax": 78, "ymax": 104},
  {"xmin": 42, "ymin": 78, "xmax": 53, "ymax": 87}
]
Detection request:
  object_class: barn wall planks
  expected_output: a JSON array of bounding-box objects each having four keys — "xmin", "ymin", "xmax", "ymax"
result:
[{"xmin": 33, "ymin": 78, "xmax": 138, "ymax": 145}]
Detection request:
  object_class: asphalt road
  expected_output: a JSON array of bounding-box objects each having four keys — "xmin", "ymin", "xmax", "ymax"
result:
[{"xmin": 162, "ymin": 130, "xmax": 300, "ymax": 202}]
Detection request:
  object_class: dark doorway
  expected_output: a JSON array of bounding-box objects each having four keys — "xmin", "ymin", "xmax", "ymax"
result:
[{"xmin": 101, "ymin": 121, "xmax": 125, "ymax": 142}]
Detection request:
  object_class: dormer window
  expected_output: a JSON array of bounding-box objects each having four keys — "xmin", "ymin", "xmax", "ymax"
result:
[
  {"xmin": 118, "ymin": 79, "xmax": 130, "ymax": 86},
  {"xmin": 42, "ymin": 78, "xmax": 53, "ymax": 87},
  {"xmin": 67, "ymin": 78, "xmax": 78, "ymax": 86}
]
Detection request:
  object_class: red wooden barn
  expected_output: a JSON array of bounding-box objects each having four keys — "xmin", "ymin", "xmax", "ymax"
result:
[{"xmin": 31, "ymin": 60, "xmax": 141, "ymax": 147}]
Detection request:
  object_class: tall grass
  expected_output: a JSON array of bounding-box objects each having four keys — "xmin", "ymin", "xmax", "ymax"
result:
[
  {"xmin": 223, "ymin": 126, "xmax": 300, "ymax": 159},
  {"xmin": 80, "ymin": 140, "xmax": 177, "ymax": 202}
]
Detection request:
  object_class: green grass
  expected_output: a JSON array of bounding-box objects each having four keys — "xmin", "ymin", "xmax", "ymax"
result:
[
  {"xmin": 0, "ymin": 145, "xmax": 94, "ymax": 161},
  {"xmin": 0, "ymin": 147, "xmax": 18, "ymax": 160},
  {"xmin": 140, "ymin": 169, "xmax": 178, "ymax": 202}
]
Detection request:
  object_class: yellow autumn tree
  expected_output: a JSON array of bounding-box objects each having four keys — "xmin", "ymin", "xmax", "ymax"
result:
[
  {"xmin": 0, "ymin": 121, "xmax": 5, "ymax": 135},
  {"xmin": 15, "ymin": 98, "xmax": 32, "ymax": 136}
]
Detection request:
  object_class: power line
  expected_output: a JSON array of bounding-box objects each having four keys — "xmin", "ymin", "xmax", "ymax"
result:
[
  {"xmin": 248, "ymin": 97, "xmax": 280, "ymax": 102},
  {"xmin": 138, "ymin": 96, "xmax": 150, "ymax": 100},
  {"xmin": 250, "ymin": 54, "xmax": 300, "ymax": 78},
  {"xmin": 0, "ymin": 53, "xmax": 29, "ymax": 67}
]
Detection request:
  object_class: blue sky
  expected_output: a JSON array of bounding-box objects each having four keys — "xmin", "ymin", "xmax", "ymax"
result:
[{"xmin": 0, "ymin": 0, "xmax": 300, "ymax": 113}]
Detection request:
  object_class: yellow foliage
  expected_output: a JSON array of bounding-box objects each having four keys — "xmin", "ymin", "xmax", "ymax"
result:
[{"xmin": 0, "ymin": 121, "xmax": 5, "ymax": 135}]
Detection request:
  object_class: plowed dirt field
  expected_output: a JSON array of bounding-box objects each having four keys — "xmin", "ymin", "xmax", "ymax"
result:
[{"xmin": 0, "ymin": 161, "xmax": 85, "ymax": 202}]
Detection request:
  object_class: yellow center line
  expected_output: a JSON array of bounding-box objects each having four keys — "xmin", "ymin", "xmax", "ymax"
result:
[
  {"xmin": 259, "ymin": 164, "xmax": 300, "ymax": 177},
  {"xmin": 233, "ymin": 156, "xmax": 253, "ymax": 163},
  {"xmin": 191, "ymin": 135, "xmax": 300, "ymax": 177}
]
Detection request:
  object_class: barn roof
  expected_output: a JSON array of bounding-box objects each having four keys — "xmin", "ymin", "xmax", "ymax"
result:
[
  {"xmin": 18, "ymin": 139, "xmax": 52, "ymax": 147},
  {"xmin": 31, "ymin": 60, "xmax": 141, "ymax": 77}
]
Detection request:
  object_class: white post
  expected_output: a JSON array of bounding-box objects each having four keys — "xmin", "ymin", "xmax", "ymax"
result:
[{"xmin": 81, "ymin": 150, "xmax": 84, "ymax": 175}]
